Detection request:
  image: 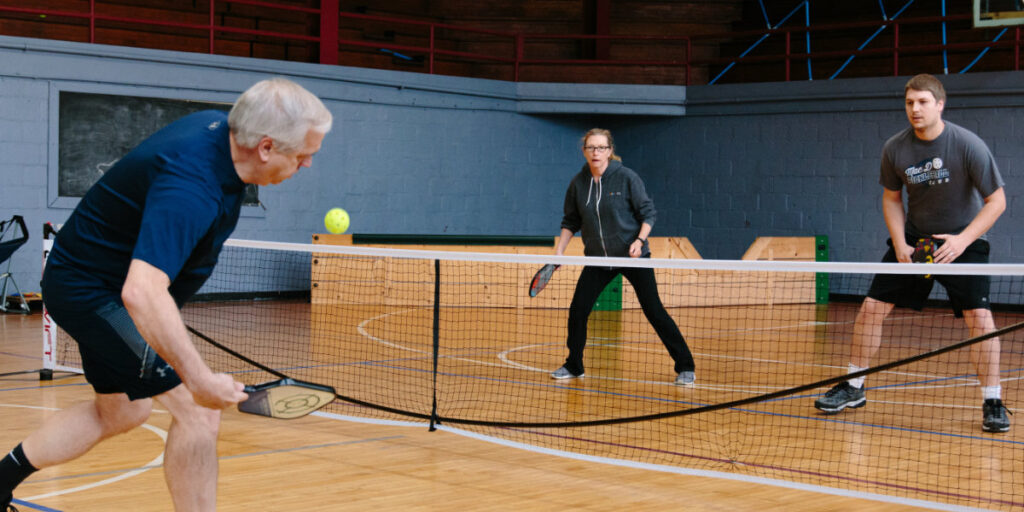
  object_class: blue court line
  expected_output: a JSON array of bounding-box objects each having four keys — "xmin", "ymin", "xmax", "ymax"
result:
[
  {"xmin": 218, "ymin": 352, "xmax": 438, "ymax": 378},
  {"xmin": 8, "ymin": 352, "xmax": 1020, "ymax": 448},
  {"xmin": 0, "ymin": 382, "xmax": 90, "ymax": 393},
  {"xmin": 15, "ymin": 347, "xmax": 1019, "ymax": 447},
  {"xmin": 872, "ymin": 366, "xmax": 1024, "ymax": 389},
  {"xmin": 344, "ymin": 359, "xmax": 712, "ymax": 410},
  {"xmin": 23, "ymin": 436, "xmax": 405, "ymax": 486},
  {"xmin": 503, "ymin": 426, "xmax": 1024, "ymax": 509},
  {"xmin": 753, "ymin": 406, "xmax": 1023, "ymax": 445},
  {"xmin": 350, "ymin": 360, "xmax": 1024, "ymax": 446},
  {"xmin": 770, "ymin": 366, "xmax": 1024, "ymax": 402},
  {"xmin": 770, "ymin": 366, "xmax": 1024, "ymax": 399},
  {"xmin": 220, "ymin": 435, "xmax": 404, "ymax": 461},
  {"xmin": 11, "ymin": 436, "xmax": 403, "ymax": 511},
  {"xmin": 10, "ymin": 498, "xmax": 62, "ymax": 512},
  {"xmin": 0, "ymin": 350, "xmax": 43, "ymax": 362}
]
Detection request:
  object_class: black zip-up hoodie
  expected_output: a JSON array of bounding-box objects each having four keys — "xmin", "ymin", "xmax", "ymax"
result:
[{"xmin": 560, "ymin": 160, "xmax": 656, "ymax": 257}]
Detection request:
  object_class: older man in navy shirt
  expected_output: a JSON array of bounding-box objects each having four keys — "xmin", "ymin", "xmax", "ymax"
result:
[{"xmin": 1, "ymin": 77, "xmax": 332, "ymax": 512}]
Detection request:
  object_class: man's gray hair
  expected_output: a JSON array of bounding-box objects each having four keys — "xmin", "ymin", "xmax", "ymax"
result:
[{"xmin": 229, "ymin": 77, "xmax": 333, "ymax": 153}]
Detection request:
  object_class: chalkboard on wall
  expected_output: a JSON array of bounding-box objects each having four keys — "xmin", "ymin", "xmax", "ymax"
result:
[{"xmin": 57, "ymin": 91, "xmax": 258, "ymax": 205}]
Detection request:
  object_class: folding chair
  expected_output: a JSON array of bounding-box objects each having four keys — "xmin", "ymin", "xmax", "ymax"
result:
[{"xmin": 0, "ymin": 215, "xmax": 31, "ymax": 314}]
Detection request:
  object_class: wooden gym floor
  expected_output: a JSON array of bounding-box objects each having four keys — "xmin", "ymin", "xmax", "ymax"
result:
[{"xmin": 2, "ymin": 305, "xmax": 1021, "ymax": 511}]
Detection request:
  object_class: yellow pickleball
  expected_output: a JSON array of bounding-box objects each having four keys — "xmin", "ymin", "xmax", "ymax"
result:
[{"xmin": 324, "ymin": 208, "xmax": 349, "ymax": 234}]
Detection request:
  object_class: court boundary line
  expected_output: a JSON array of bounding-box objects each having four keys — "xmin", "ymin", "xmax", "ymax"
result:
[
  {"xmin": 310, "ymin": 410, "xmax": 993, "ymax": 512},
  {"xmin": 0, "ymin": 402, "xmax": 166, "ymax": 505},
  {"xmin": 24, "ymin": 423, "xmax": 166, "ymax": 501},
  {"xmin": 361, "ymin": 304, "xmax": 1001, "ymax": 393},
  {"xmin": 438, "ymin": 425, "xmax": 1001, "ymax": 512},
  {"xmin": 355, "ymin": 307, "xmax": 1021, "ymax": 418},
  {"xmin": 0, "ymin": 401, "xmax": 167, "ymax": 501}
]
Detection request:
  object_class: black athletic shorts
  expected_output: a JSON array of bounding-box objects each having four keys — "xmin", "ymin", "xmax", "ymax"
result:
[
  {"xmin": 43, "ymin": 300, "xmax": 182, "ymax": 400},
  {"xmin": 866, "ymin": 236, "xmax": 991, "ymax": 318}
]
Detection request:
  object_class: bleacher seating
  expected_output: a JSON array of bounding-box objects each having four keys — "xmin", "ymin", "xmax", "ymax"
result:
[{"xmin": 0, "ymin": 0, "xmax": 1012, "ymax": 85}]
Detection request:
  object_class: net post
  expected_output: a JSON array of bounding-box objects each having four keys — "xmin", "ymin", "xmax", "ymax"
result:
[
  {"xmin": 429, "ymin": 258, "xmax": 441, "ymax": 432},
  {"xmin": 41, "ymin": 224, "xmax": 57, "ymax": 380}
]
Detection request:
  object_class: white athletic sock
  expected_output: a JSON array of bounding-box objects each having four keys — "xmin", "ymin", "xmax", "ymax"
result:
[
  {"xmin": 847, "ymin": 363, "xmax": 867, "ymax": 389},
  {"xmin": 981, "ymin": 386, "xmax": 1002, "ymax": 401}
]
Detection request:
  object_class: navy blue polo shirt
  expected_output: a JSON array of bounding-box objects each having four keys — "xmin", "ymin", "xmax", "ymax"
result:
[{"xmin": 45, "ymin": 110, "xmax": 245, "ymax": 309}]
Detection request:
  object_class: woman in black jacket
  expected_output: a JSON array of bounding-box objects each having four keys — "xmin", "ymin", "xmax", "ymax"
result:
[{"xmin": 551, "ymin": 128, "xmax": 696, "ymax": 386}]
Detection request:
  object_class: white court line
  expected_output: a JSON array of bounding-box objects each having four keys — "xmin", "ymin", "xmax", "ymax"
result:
[
  {"xmin": 0, "ymin": 403, "xmax": 167, "ymax": 501},
  {"xmin": 496, "ymin": 342, "xmax": 558, "ymax": 370},
  {"xmin": 436, "ymin": 425, "xmax": 994, "ymax": 512},
  {"xmin": 303, "ymin": 410, "xmax": 989, "ymax": 512},
  {"xmin": 689, "ymin": 311, "xmax": 951, "ymax": 336},
  {"xmin": 695, "ymin": 351, "xmax": 967, "ymax": 381},
  {"xmin": 0, "ymin": 404, "xmax": 64, "ymax": 412},
  {"xmin": 497, "ymin": 340, "xmax": 990, "ymax": 397},
  {"xmin": 435, "ymin": 425, "xmax": 994, "ymax": 512},
  {"xmin": 871, "ymin": 375, "xmax": 1024, "ymax": 392},
  {"xmin": 357, "ymin": 311, "xmax": 697, "ymax": 386},
  {"xmin": 868, "ymin": 400, "xmax": 983, "ymax": 410},
  {"xmin": 356, "ymin": 308, "xmax": 521, "ymax": 370},
  {"xmin": 314, "ymin": 410, "xmax": 430, "ymax": 428},
  {"xmin": 357, "ymin": 308, "xmax": 1016, "ymax": 402},
  {"xmin": 341, "ymin": 309, "xmax": 1015, "ymax": 508},
  {"xmin": 25, "ymin": 423, "xmax": 166, "ymax": 500}
]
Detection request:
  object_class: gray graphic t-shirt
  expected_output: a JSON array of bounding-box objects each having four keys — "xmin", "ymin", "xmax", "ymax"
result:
[{"xmin": 879, "ymin": 121, "xmax": 1004, "ymax": 239}]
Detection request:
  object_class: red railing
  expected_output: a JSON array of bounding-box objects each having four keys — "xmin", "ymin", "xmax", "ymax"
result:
[
  {"xmin": 0, "ymin": 1, "xmax": 322, "ymax": 53},
  {"xmin": 336, "ymin": 11, "xmax": 519, "ymax": 75},
  {"xmin": 0, "ymin": 1, "xmax": 1020, "ymax": 85}
]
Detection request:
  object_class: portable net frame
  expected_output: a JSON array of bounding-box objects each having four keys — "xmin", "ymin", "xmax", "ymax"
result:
[{"xmin": 45, "ymin": 239, "xmax": 1024, "ymax": 510}]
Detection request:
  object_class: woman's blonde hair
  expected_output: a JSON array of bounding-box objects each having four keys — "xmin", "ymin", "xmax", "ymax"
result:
[{"xmin": 581, "ymin": 128, "xmax": 622, "ymax": 162}]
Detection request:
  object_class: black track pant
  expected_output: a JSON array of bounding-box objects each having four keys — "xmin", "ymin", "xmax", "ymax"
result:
[{"xmin": 561, "ymin": 265, "xmax": 695, "ymax": 375}]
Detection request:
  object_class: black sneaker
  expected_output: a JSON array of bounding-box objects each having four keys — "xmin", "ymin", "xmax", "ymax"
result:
[
  {"xmin": 982, "ymin": 399, "xmax": 1012, "ymax": 433},
  {"xmin": 813, "ymin": 382, "xmax": 866, "ymax": 414},
  {"xmin": 1, "ymin": 495, "xmax": 16, "ymax": 512}
]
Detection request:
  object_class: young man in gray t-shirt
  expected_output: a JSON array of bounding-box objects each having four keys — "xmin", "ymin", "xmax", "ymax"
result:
[{"xmin": 813, "ymin": 74, "xmax": 1011, "ymax": 433}]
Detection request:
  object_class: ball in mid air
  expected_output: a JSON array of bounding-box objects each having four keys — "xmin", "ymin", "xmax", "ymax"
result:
[{"xmin": 324, "ymin": 208, "xmax": 349, "ymax": 234}]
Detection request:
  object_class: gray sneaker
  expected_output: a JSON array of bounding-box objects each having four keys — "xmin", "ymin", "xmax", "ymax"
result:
[
  {"xmin": 550, "ymin": 366, "xmax": 583, "ymax": 379},
  {"xmin": 675, "ymin": 371, "xmax": 696, "ymax": 386},
  {"xmin": 814, "ymin": 382, "xmax": 866, "ymax": 414},
  {"xmin": 982, "ymin": 399, "xmax": 1011, "ymax": 433}
]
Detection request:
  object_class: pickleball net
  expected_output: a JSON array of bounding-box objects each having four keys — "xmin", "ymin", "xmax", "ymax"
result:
[{"xmin": 43, "ymin": 238, "xmax": 1024, "ymax": 510}]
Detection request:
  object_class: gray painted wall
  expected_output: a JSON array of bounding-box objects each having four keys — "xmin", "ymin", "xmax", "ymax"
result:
[
  {"xmin": 2, "ymin": 35, "xmax": 1023, "ymax": 297},
  {"xmin": 610, "ymin": 75, "xmax": 1024, "ymax": 263}
]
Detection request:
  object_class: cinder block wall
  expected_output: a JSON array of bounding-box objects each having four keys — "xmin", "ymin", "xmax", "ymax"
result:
[{"xmin": 610, "ymin": 75, "xmax": 1024, "ymax": 263}]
